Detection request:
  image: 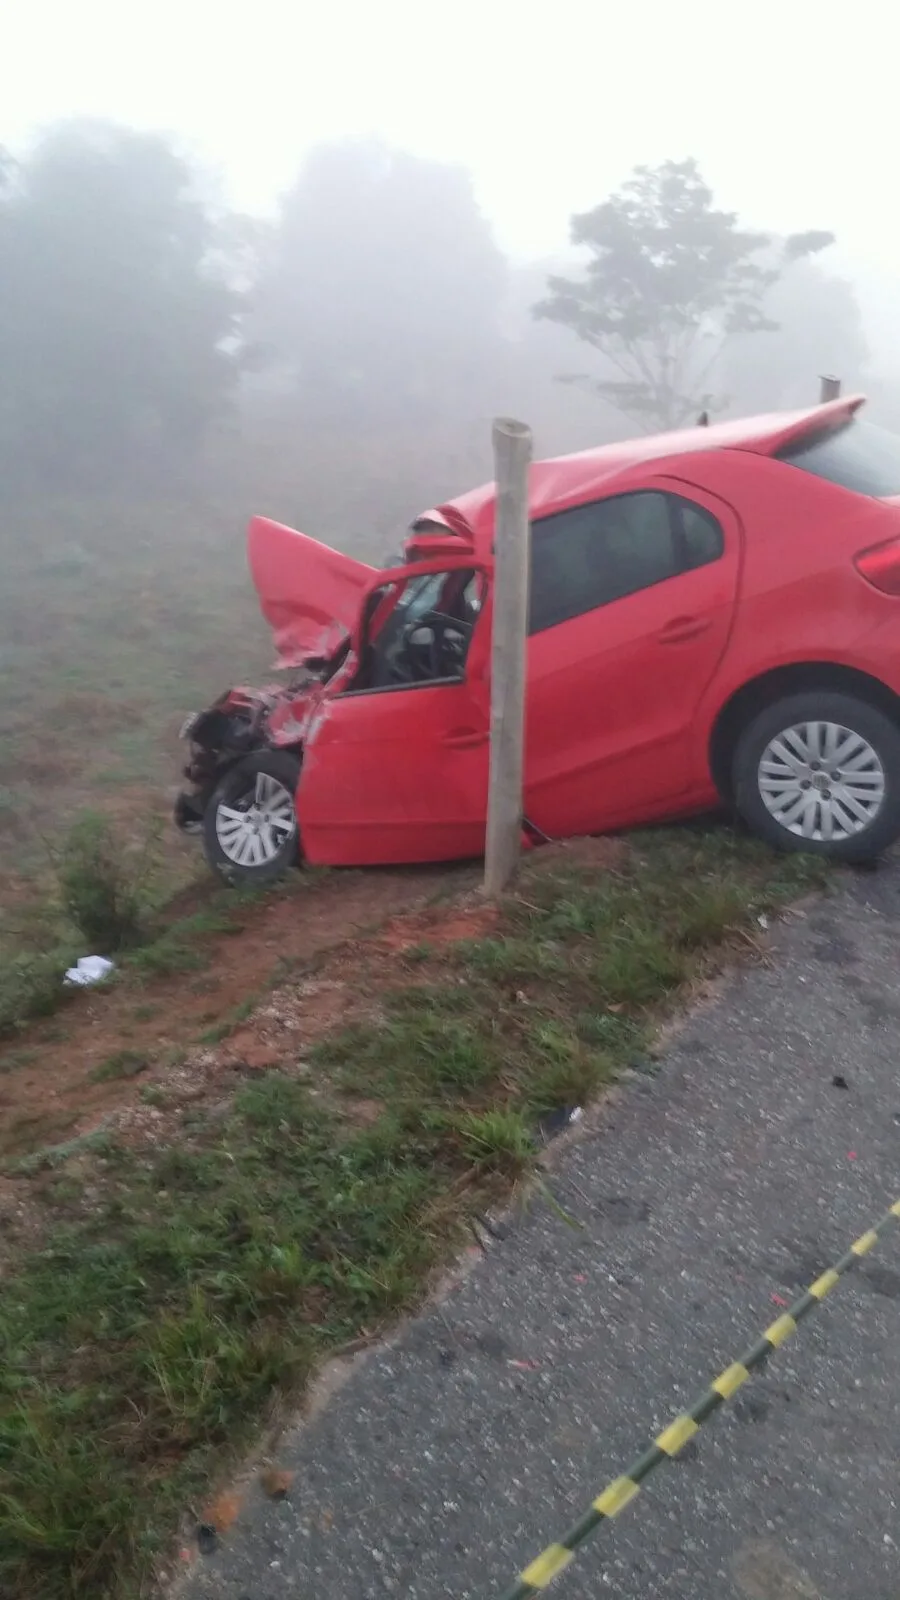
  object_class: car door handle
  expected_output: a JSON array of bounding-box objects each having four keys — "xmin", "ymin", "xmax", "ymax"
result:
[
  {"xmin": 443, "ymin": 728, "xmax": 489, "ymax": 749},
  {"xmin": 658, "ymin": 615, "xmax": 712, "ymax": 643}
]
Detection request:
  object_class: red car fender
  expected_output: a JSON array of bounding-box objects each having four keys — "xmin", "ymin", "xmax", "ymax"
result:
[{"xmin": 689, "ymin": 633, "xmax": 900, "ymax": 796}]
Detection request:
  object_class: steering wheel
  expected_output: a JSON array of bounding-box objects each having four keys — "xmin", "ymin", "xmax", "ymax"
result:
[{"xmin": 393, "ymin": 609, "xmax": 472, "ymax": 683}]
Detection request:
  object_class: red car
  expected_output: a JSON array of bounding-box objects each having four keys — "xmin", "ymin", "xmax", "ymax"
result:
[{"xmin": 176, "ymin": 394, "xmax": 900, "ymax": 882}]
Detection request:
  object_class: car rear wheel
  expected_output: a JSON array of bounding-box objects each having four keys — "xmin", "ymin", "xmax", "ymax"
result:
[
  {"xmin": 203, "ymin": 750, "xmax": 301, "ymax": 884},
  {"xmin": 732, "ymin": 691, "xmax": 900, "ymax": 861}
]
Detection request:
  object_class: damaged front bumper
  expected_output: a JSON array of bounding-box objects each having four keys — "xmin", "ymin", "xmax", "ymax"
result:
[
  {"xmin": 173, "ymin": 675, "xmax": 327, "ymax": 839},
  {"xmin": 173, "ymin": 708, "xmax": 240, "ymax": 835},
  {"xmin": 174, "ymin": 790, "xmax": 204, "ymax": 833},
  {"xmin": 174, "ymin": 742, "xmax": 222, "ymax": 833}
]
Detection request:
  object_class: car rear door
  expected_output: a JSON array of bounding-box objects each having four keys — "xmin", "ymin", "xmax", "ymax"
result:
[
  {"xmin": 524, "ymin": 481, "xmax": 742, "ymax": 837},
  {"xmin": 298, "ymin": 562, "xmax": 492, "ymax": 866}
]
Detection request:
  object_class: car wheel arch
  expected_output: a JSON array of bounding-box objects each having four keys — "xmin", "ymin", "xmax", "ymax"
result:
[{"xmin": 709, "ymin": 663, "xmax": 900, "ymax": 803}]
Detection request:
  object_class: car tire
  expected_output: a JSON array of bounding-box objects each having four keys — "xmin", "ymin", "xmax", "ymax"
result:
[
  {"xmin": 732, "ymin": 690, "xmax": 900, "ymax": 862},
  {"xmin": 203, "ymin": 749, "xmax": 302, "ymax": 885}
]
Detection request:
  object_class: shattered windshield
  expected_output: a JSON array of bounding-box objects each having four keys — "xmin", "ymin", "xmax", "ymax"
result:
[{"xmin": 392, "ymin": 572, "xmax": 447, "ymax": 620}]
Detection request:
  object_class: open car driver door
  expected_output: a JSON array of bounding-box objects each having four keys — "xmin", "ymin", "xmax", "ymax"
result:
[{"xmin": 298, "ymin": 559, "xmax": 492, "ymax": 866}]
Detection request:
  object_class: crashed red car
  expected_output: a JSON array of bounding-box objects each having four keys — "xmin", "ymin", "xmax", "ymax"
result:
[{"xmin": 176, "ymin": 394, "xmax": 900, "ymax": 881}]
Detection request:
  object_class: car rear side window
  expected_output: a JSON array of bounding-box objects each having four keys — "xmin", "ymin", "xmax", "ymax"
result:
[
  {"xmin": 678, "ymin": 500, "xmax": 724, "ymax": 569},
  {"xmin": 529, "ymin": 490, "xmax": 722, "ymax": 634},
  {"xmin": 776, "ymin": 417, "xmax": 900, "ymax": 498}
]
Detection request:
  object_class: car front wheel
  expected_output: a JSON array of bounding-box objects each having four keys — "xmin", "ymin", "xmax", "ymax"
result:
[
  {"xmin": 203, "ymin": 750, "xmax": 301, "ymax": 884},
  {"xmin": 732, "ymin": 690, "xmax": 900, "ymax": 861}
]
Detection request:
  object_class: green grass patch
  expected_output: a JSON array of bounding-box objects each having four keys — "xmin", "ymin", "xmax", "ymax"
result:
[
  {"xmin": 6, "ymin": 1125, "xmax": 115, "ymax": 1177},
  {"xmin": 457, "ymin": 1107, "xmax": 536, "ymax": 1175},
  {"xmin": 1, "ymin": 1085, "xmax": 448, "ymax": 1596},
  {"xmin": 120, "ymin": 909, "xmax": 240, "ymax": 982},
  {"xmin": 0, "ymin": 949, "xmax": 80, "ymax": 1037},
  {"xmin": 199, "ymin": 994, "xmax": 260, "ymax": 1045},
  {"xmin": 0, "ymin": 825, "xmax": 829, "ymax": 1598},
  {"xmin": 0, "ymin": 895, "xmax": 246, "ymax": 1041},
  {"xmin": 130, "ymin": 1003, "xmax": 159, "ymax": 1022},
  {"xmin": 89, "ymin": 1049, "xmax": 148, "ymax": 1084}
]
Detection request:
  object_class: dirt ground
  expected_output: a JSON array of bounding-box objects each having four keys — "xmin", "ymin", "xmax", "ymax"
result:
[{"xmin": 0, "ymin": 860, "xmax": 485, "ymax": 1162}]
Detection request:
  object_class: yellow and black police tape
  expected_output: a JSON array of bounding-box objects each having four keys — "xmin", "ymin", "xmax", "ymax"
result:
[{"xmin": 492, "ymin": 1196, "xmax": 900, "ymax": 1600}]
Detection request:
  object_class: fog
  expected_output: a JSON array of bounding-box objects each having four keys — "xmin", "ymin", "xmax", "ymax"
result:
[
  {"xmin": 0, "ymin": 0, "xmax": 896, "ymax": 859},
  {"xmin": 3, "ymin": 1, "xmax": 897, "ymax": 267},
  {"xmin": 2, "ymin": 0, "xmax": 897, "ymax": 499},
  {"xmin": 3, "ymin": 1, "xmax": 898, "ymax": 469}
]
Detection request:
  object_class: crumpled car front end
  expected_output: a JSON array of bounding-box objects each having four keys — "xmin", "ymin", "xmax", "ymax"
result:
[
  {"xmin": 174, "ymin": 516, "xmax": 377, "ymax": 841},
  {"xmin": 174, "ymin": 682, "xmax": 305, "ymax": 832},
  {"xmin": 173, "ymin": 504, "xmax": 484, "ymax": 881}
]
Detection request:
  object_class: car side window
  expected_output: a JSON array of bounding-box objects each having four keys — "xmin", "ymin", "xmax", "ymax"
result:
[
  {"xmin": 361, "ymin": 568, "xmax": 483, "ymax": 692},
  {"xmin": 676, "ymin": 499, "xmax": 724, "ymax": 570},
  {"xmin": 530, "ymin": 491, "xmax": 676, "ymax": 634},
  {"xmin": 528, "ymin": 490, "xmax": 723, "ymax": 634}
]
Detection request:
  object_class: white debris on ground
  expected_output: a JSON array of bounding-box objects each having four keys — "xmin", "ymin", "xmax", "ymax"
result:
[{"xmin": 63, "ymin": 955, "xmax": 115, "ymax": 987}]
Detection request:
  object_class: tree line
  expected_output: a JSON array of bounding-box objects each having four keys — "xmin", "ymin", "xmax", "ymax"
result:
[{"xmin": 0, "ymin": 120, "xmax": 871, "ymax": 498}]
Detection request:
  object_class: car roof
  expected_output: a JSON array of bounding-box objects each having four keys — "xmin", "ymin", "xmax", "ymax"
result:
[{"xmin": 420, "ymin": 395, "xmax": 865, "ymax": 548}]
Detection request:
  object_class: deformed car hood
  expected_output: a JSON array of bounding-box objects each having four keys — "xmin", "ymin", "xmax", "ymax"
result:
[{"xmin": 247, "ymin": 515, "xmax": 376, "ymax": 667}]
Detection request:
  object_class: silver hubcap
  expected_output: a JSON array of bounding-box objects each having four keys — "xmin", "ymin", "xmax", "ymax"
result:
[
  {"xmin": 216, "ymin": 771, "xmax": 297, "ymax": 867},
  {"xmin": 758, "ymin": 719, "xmax": 885, "ymax": 842}
]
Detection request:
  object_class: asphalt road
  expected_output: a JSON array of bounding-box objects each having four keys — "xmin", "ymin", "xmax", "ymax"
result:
[{"xmin": 177, "ymin": 858, "xmax": 900, "ymax": 1600}]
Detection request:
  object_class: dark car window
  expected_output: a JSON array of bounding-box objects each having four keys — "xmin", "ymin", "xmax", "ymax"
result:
[
  {"xmin": 361, "ymin": 568, "xmax": 481, "ymax": 691},
  {"xmin": 529, "ymin": 490, "xmax": 721, "ymax": 634},
  {"xmin": 677, "ymin": 500, "xmax": 724, "ymax": 569},
  {"xmin": 776, "ymin": 417, "xmax": 900, "ymax": 498}
]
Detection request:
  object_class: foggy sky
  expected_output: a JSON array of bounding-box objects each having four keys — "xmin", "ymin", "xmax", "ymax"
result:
[
  {"xmin": 3, "ymin": 0, "xmax": 897, "ymax": 355},
  {"xmin": 0, "ymin": 2, "xmax": 885, "ymax": 248}
]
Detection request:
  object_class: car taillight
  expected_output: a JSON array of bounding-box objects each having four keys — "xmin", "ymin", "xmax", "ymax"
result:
[{"xmin": 854, "ymin": 538, "xmax": 900, "ymax": 595}]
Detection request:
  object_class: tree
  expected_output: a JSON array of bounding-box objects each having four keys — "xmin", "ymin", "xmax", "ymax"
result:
[
  {"xmin": 252, "ymin": 139, "xmax": 508, "ymax": 429},
  {"xmin": 534, "ymin": 159, "xmax": 834, "ymax": 431},
  {"xmin": 723, "ymin": 255, "xmax": 868, "ymax": 414},
  {"xmin": 0, "ymin": 120, "xmax": 240, "ymax": 493}
]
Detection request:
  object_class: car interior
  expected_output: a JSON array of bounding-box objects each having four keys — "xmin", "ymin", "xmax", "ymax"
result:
[{"xmin": 357, "ymin": 569, "xmax": 482, "ymax": 690}]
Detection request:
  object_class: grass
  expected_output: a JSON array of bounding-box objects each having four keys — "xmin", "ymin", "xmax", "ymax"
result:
[
  {"xmin": 89, "ymin": 1049, "xmax": 148, "ymax": 1084},
  {"xmin": 199, "ymin": 994, "xmax": 260, "ymax": 1045},
  {"xmin": 0, "ymin": 491, "xmax": 273, "ymax": 881},
  {"xmin": 0, "ymin": 890, "xmax": 251, "ymax": 1039},
  {"xmin": 7, "ymin": 1125, "xmax": 115, "ymax": 1177},
  {"xmin": 0, "ymin": 949, "xmax": 81, "ymax": 1037},
  {"xmin": 457, "ymin": 1107, "xmax": 536, "ymax": 1175},
  {"xmin": 0, "ymin": 825, "xmax": 829, "ymax": 1600},
  {"xmin": 0, "ymin": 488, "xmax": 281, "ymax": 1033},
  {"xmin": 0, "ymin": 442, "xmax": 468, "ymax": 893},
  {"xmin": 119, "ymin": 908, "xmax": 240, "ymax": 982}
]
